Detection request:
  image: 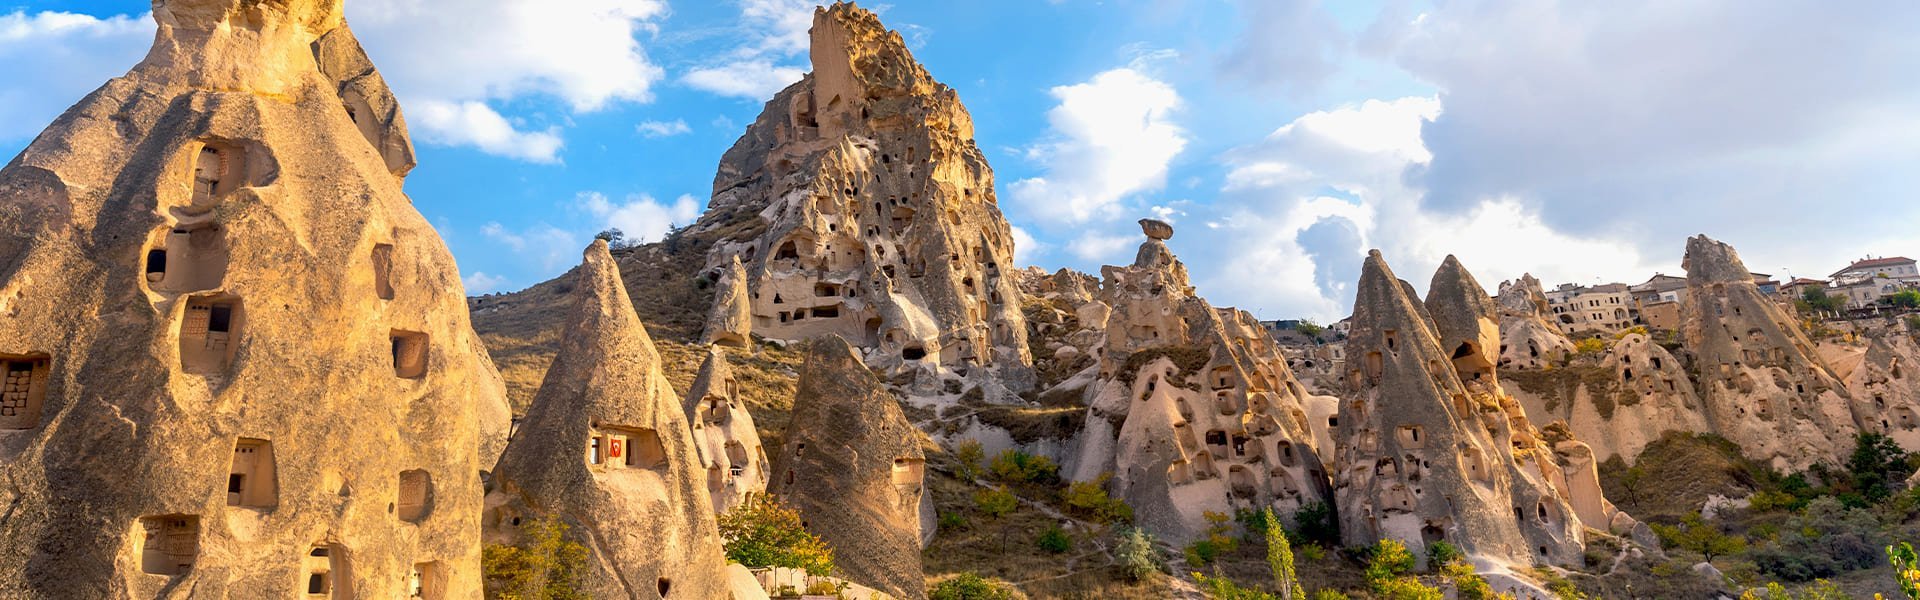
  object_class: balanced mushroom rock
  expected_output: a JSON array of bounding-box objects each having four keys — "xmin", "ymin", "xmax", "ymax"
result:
[
  {"xmin": 0, "ymin": 0, "xmax": 506, "ymax": 596},
  {"xmin": 691, "ymin": 2, "xmax": 1031, "ymax": 384},
  {"xmin": 1334, "ymin": 251, "xmax": 1585, "ymax": 570},
  {"xmin": 486, "ymin": 241, "xmax": 731, "ymax": 599},
  {"xmin": 1681, "ymin": 235, "xmax": 1862, "ymax": 471},
  {"xmin": 769, "ymin": 336, "xmax": 929, "ymax": 600},
  {"xmin": 1053, "ymin": 223, "xmax": 1334, "ymax": 544},
  {"xmin": 701, "ymin": 256, "xmax": 753, "ymax": 348},
  {"xmin": 684, "ymin": 346, "xmax": 771, "ymax": 515}
]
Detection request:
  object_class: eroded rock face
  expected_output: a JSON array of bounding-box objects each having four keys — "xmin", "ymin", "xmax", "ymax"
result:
[
  {"xmin": 1495, "ymin": 274, "xmax": 1575, "ymax": 370},
  {"xmin": 1048, "ymin": 228, "xmax": 1334, "ymax": 544},
  {"xmin": 684, "ymin": 347, "xmax": 771, "ymax": 515},
  {"xmin": 768, "ymin": 336, "xmax": 928, "ymax": 600},
  {"xmin": 689, "ymin": 2, "xmax": 1030, "ymax": 386},
  {"xmin": 1507, "ymin": 332, "xmax": 1712, "ymax": 464},
  {"xmin": 0, "ymin": 2, "xmax": 506, "ymax": 596},
  {"xmin": 1681, "ymin": 235, "xmax": 1863, "ymax": 471},
  {"xmin": 485, "ymin": 242, "xmax": 731, "ymax": 599},
  {"xmin": 701, "ymin": 256, "xmax": 753, "ymax": 348},
  {"xmin": 1334, "ymin": 252, "xmax": 1587, "ymax": 570},
  {"xmin": 1843, "ymin": 334, "xmax": 1920, "ymax": 450}
]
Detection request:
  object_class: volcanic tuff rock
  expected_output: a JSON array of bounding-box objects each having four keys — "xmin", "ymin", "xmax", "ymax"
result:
[
  {"xmin": 486, "ymin": 241, "xmax": 733, "ymax": 599},
  {"xmin": 1494, "ymin": 273, "xmax": 1575, "ymax": 370},
  {"xmin": 684, "ymin": 346, "xmax": 771, "ymax": 515},
  {"xmin": 1681, "ymin": 235, "xmax": 1864, "ymax": 471},
  {"xmin": 769, "ymin": 336, "xmax": 929, "ymax": 600},
  {"xmin": 1050, "ymin": 224, "xmax": 1335, "ymax": 543},
  {"xmin": 1507, "ymin": 332, "xmax": 1711, "ymax": 464},
  {"xmin": 1334, "ymin": 252, "xmax": 1589, "ymax": 569},
  {"xmin": 1842, "ymin": 333, "xmax": 1920, "ymax": 450},
  {"xmin": 702, "ymin": 256, "xmax": 753, "ymax": 347},
  {"xmin": 0, "ymin": 1, "xmax": 508, "ymax": 596},
  {"xmin": 688, "ymin": 2, "xmax": 1031, "ymax": 386}
]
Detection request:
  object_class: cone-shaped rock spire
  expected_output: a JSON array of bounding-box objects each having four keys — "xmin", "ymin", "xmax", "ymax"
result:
[
  {"xmin": 487, "ymin": 241, "xmax": 731, "ymax": 599},
  {"xmin": 684, "ymin": 346, "xmax": 771, "ymax": 515},
  {"xmin": 769, "ymin": 336, "xmax": 929, "ymax": 599}
]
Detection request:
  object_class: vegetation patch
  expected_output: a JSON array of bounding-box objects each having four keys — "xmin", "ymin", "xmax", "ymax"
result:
[{"xmin": 1115, "ymin": 345, "xmax": 1212, "ymax": 388}]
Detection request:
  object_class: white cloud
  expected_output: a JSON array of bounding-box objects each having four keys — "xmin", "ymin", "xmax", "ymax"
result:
[
  {"xmin": 1010, "ymin": 225, "xmax": 1046, "ymax": 267},
  {"xmin": 463, "ymin": 271, "xmax": 509, "ymax": 294},
  {"xmin": 1217, "ymin": 0, "xmax": 1345, "ymax": 94},
  {"xmin": 635, "ymin": 119, "xmax": 691, "ymax": 137},
  {"xmin": 576, "ymin": 191, "xmax": 703, "ymax": 245},
  {"xmin": 680, "ymin": 0, "xmax": 823, "ymax": 101},
  {"xmin": 682, "ymin": 60, "xmax": 807, "ymax": 100},
  {"xmin": 0, "ymin": 10, "xmax": 151, "ymax": 142},
  {"xmin": 481, "ymin": 221, "xmax": 582, "ymax": 273},
  {"xmin": 346, "ymin": 0, "xmax": 669, "ymax": 160},
  {"xmin": 1068, "ymin": 231, "xmax": 1136, "ymax": 263},
  {"xmin": 409, "ymin": 100, "xmax": 563, "ymax": 163},
  {"xmin": 1009, "ymin": 68, "xmax": 1187, "ymax": 225}
]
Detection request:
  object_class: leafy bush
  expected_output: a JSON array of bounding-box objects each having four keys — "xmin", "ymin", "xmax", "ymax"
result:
[
  {"xmin": 1115, "ymin": 527, "xmax": 1160, "ymax": 582},
  {"xmin": 974, "ymin": 487, "xmax": 1018, "ymax": 518},
  {"xmin": 930, "ymin": 572, "xmax": 1018, "ymax": 600},
  {"xmin": 1740, "ymin": 580, "xmax": 1850, "ymax": 600},
  {"xmin": 1426, "ymin": 541, "xmax": 1463, "ymax": 567},
  {"xmin": 955, "ymin": 439, "xmax": 985, "ymax": 480},
  {"xmin": 1311, "ymin": 591, "xmax": 1352, "ymax": 600},
  {"xmin": 1889, "ymin": 542, "xmax": 1920, "ymax": 600},
  {"xmin": 1572, "ymin": 338, "xmax": 1607, "ymax": 356},
  {"xmin": 716, "ymin": 496, "xmax": 835, "ymax": 576},
  {"xmin": 1891, "ymin": 290, "xmax": 1920, "ymax": 309},
  {"xmin": 1185, "ymin": 511, "xmax": 1239, "ymax": 566},
  {"xmin": 482, "ymin": 516, "xmax": 591, "ymax": 600},
  {"xmin": 989, "ymin": 449, "xmax": 1059, "ymax": 484},
  {"xmin": 1651, "ymin": 512, "xmax": 1746, "ymax": 564},
  {"xmin": 1293, "ymin": 501, "xmax": 1340, "ymax": 546},
  {"xmin": 1194, "ymin": 571, "xmax": 1279, "ymax": 599},
  {"xmin": 1438, "ymin": 560, "xmax": 1495, "ymax": 600},
  {"xmin": 1063, "ymin": 473, "xmax": 1133, "ymax": 524},
  {"xmin": 1751, "ymin": 497, "xmax": 1884, "ymax": 581},
  {"xmin": 1365, "ymin": 540, "xmax": 1444, "ymax": 600},
  {"xmin": 806, "ymin": 580, "xmax": 842, "ymax": 595},
  {"xmin": 1037, "ymin": 526, "xmax": 1072, "ymax": 554},
  {"xmin": 1846, "ymin": 432, "xmax": 1912, "ymax": 503},
  {"xmin": 939, "ymin": 511, "xmax": 970, "ymax": 531}
]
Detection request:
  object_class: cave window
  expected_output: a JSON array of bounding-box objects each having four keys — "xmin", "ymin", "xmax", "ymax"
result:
[
  {"xmin": 181, "ymin": 297, "xmax": 242, "ymax": 375},
  {"xmin": 397, "ymin": 469, "xmax": 432, "ymax": 522},
  {"xmin": 372, "ymin": 244, "xmax": 395, "ymax": 300},
  {"xmin": 814, "ymin": 283, "xmax": 838, "ymax": 297},
  {"xmin": 773, "ymin": 293, "xmax": 785, "ymax": 304},
  {"xmin": 1204, "ymin": 430, "xmax": 1228, "ymax": 447},
  {"xmin": 0, "ymin": 355, "xmax": 50, "ymax": 430},
  {"xmin": 1452, "ymin": 343, "xmax": 1473, "ymax": 359},
  {"xmin": 303, "ymin": 543, "xmax": 347, "ymax": 596},
  {"xmin": 227, "ymin": 438, "xmax": 277, "ymax": 508},
  {"xmin": 658, "ymin": 578, "xmax": 672, "ymax": 598},
  {"xmin": 778, "ymin": 312, "xmax": 790, "ymax": 323},
  {"xmin": 146, "ymin": 249, "xmax": 168, "ymax": 278},
  {"xmin": 390, "ymin": 330, "xmax": 429, "ymax": 379},
  {"xmin": 775, "ymin": 241, "xmax": 800, "ymax": 261},
  {"xmin": 594, "ymin": 425, "xmax": 667, "ymax": 470},
  {"xmin": 812, "ymin": 306, "xmax": 839, "ymax": 319},
  {"xmin": 139, "ymin": 515, "xmax": 199, "ymax": 576},
  {"xmin": 1384, "ymin": 329, "xmax": 1398, "ymax": 352}
]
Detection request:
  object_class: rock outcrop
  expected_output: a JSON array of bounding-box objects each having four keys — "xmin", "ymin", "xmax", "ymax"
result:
[
  {"xmin": 768, "ymin": 337, "xmax": 928, "ymax": 600},
  {"xmin": 1507, "ymin": 332, "xmax": 1712, "ymax": 464},
  {"xmin": 485, "ymin": 241, "xmax": 731, "ymax": 599},
  {"xmin": 1681, "ymin": 235, "xmax": 1862, "ymax": 471},
  {"xmin": 1842, "ymin": 333, "xmax": 1920, "ymax": 450},
  {"xmin": 702, "ymin": 256, "xmax": 753, "ymax": 348},
  {"xmin": 0, "ymin": 1, "xmax": 507, "ymax": 596},
  {"xmin": 1494, "ymin": 274, "xmax": 1575, "ymax": 370},
  {"xmin": 685, "ymin": 346, "xmax": 771, "ymax": 515},
  {"xmin": 1334, "ymin": 252, "xmax": 1588, "ymax": 569},
  {"xmin": 1051, "ymin": 221, "xmax": 1335, "ymax": 543},
  {"xmin": 686, "ymin": 2, "xmax": 1031, "ymax": 386}
]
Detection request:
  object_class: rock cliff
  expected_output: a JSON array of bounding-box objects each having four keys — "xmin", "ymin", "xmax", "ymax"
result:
[
  {"xmin": 0, "ymin": 1, "xmax": 507, "ymax": 596},
  {"xmin": 685, "ymin": 346, "xmax": 772, "ymax": 515}
]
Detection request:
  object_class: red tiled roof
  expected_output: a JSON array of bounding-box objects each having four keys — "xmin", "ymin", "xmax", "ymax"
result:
[{"xmin": 1832, "ymin": 256, "xmax": 1916, "ymax": 277}]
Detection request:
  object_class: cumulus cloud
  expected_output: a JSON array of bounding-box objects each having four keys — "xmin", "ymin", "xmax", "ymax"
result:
[
  {"xmin": 463, "ymin": 271, "xmax": 509, "ymax": 294},
  {"xmin": 1376, "ymin": 0, "xmax": 1920, "ymax": 274},
  {"xmin": 409, "ymin": 100, "xmax": 564, "ymax": 163},
  {"xmin": 347, "ymin": 0, "xmax": 669, "ymax": 160},
  {"xmin": 0, "ymin": 10, "xmax": 152, "ymax": 142},
  {"xmin": 480, "ymin": 221, "xmax": 582, "ymax": 274},
  {"xmin": 1009, "ymin": 68, "xmax": 1187, "ymax": 225},
  {"xmin": 635, "ymin": 119, "xmax": 691, "ymax": 137},
  {"xmin": 1010, "ymin": 225, "xmax": 1047, "ymax": 267},
  {"xmin": 679, "ymin": 0, "xmax": 821, "ymax": 101},
  {"xmin": 576, "ymin": 191, "xmax": 703, "ymax": 244},
  {"xmin": 1217, "ymin": 0, "xmax": 1345, "ymax": 94}
]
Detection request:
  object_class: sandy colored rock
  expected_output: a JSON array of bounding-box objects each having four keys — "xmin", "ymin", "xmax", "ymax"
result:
[
  {"xmin": 702, "ymin": 256, "xmax": 754, "ymax": 347},
  {"xmin": 1049, "ymin": 228, "xmax": 1333, "ymax": 543},
  {"xmin": 1333, "ymin": 251, "xmax": 1586, "ymax": 569},
  {"xmin": 689, "ymin": 2, "xmax": 1031, "ymax": 386},
  {"xmin": 1843, "ymin": 333, "xmax": 1920, "ymax": 451},
  {"xmin": 768, "ymin": 336, "xmax": 928, "ymax": 600},
  {"xmin": 685, "ymin": 346, "xmax": 772, "ymax": 515},
  {"xmin": 0, "ymin": 1, "xmax": 506, "ymax": 596},
  {"xmin": 485, "ymin": 241, "xmax": 731, "ymax": 599},
  {"xmin": 1494, "ymin": 274, "xmax": 1574, "ymax": 370},
  {"xmin": 1681, "ymin": 235, "xmax": 1862, "ymax": 471},
  {"xmin": 1508, "ymin": 332, "xmax": 1712, "ymax": 463}
]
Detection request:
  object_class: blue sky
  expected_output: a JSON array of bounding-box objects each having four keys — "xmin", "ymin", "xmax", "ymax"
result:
[{"xmin": 4, "ymin": 1, "xmax": 1918, "ymax": 321}]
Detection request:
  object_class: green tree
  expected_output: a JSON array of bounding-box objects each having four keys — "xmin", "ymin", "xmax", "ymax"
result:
[
  {"xmin": 1364, "ymin": 540, "xmax": 1445, "ymax": 600},
  {"xmin": 1295, "ymin": 319, "xmax": 1325, "ymax": 339},
  {"xmin": 988, "ymin": 449, "xmax": 1059, "ymax": 484},
  {"xmin": 716, "ymin": 496, "xmax": 835, "ymax": 576},
  {"xmin": 1037, "ymin": 525, "xmax": 1072, "ymax": 554},
  {"xmin": 1797, "ymin": 288, "xmax": 1846, "ymax": 314},
  {"xmin": 1292, "ymin": 501, "xmax": 1340, "ymax": 546},
  {"xmin": 930, "ymin": 573, "xmax": 1018, "ymax": 600},
  {"xmin": 955, "ymin": 439, "xmax": 985, "ymax": 480},
  {"xmin": 1116, "ymin": 527, "xmax": 1160, "ymax": 582},
  {"xmin": 482, "ymin": 516, "xmax": 591, "ymax": 600},
  {"xmin": 1063, "ymin": 473, "xmax": 1134, "ymax": 524},
  {"xmin": 973, "ymin": 487, "xmax": 1018, "ymax": 518},
  {"xmin": 1890, "ymin": 542, "xmax": 1920, "ymax": 600},
  {"xmin": 1890, "ymin": 290, "xmax": 1920, "ymax": 309},
  {"xmin": 1617, "ymin": 465, "xmax": 1646, "ymax": 507},
  {"xmin": 1652, "ymin": 513, "xmax": 1746, "ymax": 565},
  {"xmin": 1263, "ymin": 508, "xmax": 1307, "ymax": 600},
  {"xmin": 1847, "ymin": 432, "xmax": 1911, "ymax": 503}
]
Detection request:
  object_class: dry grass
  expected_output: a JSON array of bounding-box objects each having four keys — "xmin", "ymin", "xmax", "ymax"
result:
[{"xmin": 1597, "ymin": 431, "xmax": 1759, "ymax": 524}]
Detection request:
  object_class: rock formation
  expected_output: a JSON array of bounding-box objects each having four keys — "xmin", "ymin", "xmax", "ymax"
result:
[
  {"xmin": 1842, "ymin": 333, "xmax": 1920, "ymax": 450},
  {"xmin": 702, "ymin": 256, "xmax": 753, "ymax": 348},
  {"xmin": 0, "ymin": 1, "xmax": 508, "ymax": 596},
  {"xmin": 1334, "ymin": 252, "xmax": 1590, "ymax": 569},
  {"xmin": 485, "ymin": 241, "xmax": 732, "ymax": 599},
  {"xmin": 685, "ymin": 2, "xmax": 1031, "ymax": 386},
  {"xmin": 1681, "ymin": 235, "xmax": 1863, "ymax": 471},
  {"xmin": 1494, "ymin": 274, "xmax": 1575, "ymax": 370},
  {"xmin": 1506, "ymin": 331, "xmax": 1712, "ymax": 464},
  {"xmin": 769, "ymin": 337, "xmax": 928, "ymax": 600},
  {"xmin": 685, "ymin": 346, "xmax": 771, "ymax": 515},
  {"xmin": 1049, "ymin": 221, "xmax": 1335, "ymax": 543}
]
